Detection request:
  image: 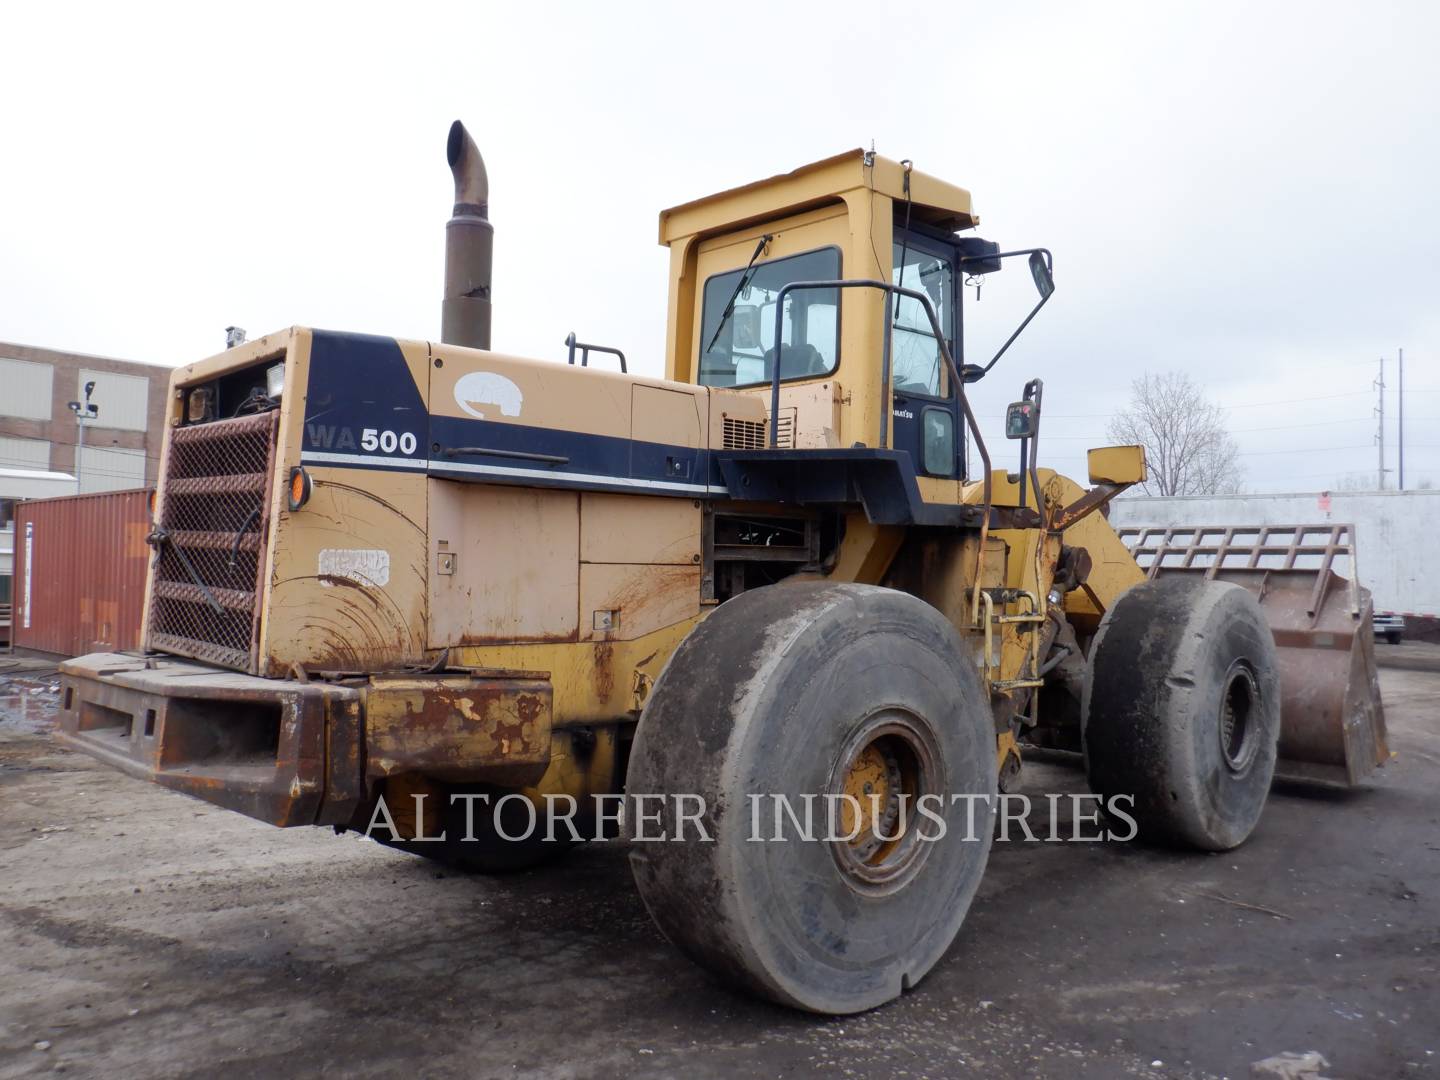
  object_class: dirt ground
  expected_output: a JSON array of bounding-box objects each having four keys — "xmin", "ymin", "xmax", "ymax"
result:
[{"xmin": 0, "ymin": 666, "xmax": 1436, "ymax": 1080}]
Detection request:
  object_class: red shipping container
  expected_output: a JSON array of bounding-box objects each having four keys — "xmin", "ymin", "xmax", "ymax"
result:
[{"xmin": 12, "ymin": 488, "xmax": 152, "ymax": 657}]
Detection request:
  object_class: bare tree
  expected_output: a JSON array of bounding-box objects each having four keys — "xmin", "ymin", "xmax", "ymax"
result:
[
  {"xmin": 1332, "ymin": 471, "xmax": 1377, "ymax": 492},
  {"xmin": 1334, "ymin": 472, "xmax": 1433, "ymax": 492},
  {"xmin": 1107, "ymin": 372, "xmax": 1243, "ymax": 496}
]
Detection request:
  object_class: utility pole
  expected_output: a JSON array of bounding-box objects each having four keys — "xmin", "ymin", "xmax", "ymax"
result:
[
  {"xmin": 1398, "ymin": 346, "xmax": 1405, "ymax": 491},
  {"xmin": 1374, "ymin": 358, "xmax": 1386, "ymax": 490},
  {"xmin": 66, "ymin": 380, "xmax": 99, "ymax": 494}
]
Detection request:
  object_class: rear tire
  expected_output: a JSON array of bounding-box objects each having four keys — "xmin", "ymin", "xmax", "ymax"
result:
[
  {"xmin": 626, "ymin": 581, "xmax": 995, "ymax": 1014},
  {"xmin": 1083, "ymin": 577, "xmax": 1280, "ymax": 851}
]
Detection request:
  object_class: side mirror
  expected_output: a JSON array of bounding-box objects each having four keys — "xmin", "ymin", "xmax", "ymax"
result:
[
  {"xmin": 1028, "ymin": 251, "xmax": 1054, "ymax": 300},
  {"xmin": 1005, "ymin": 400, "xmax": 1038, "ymax": 439}
]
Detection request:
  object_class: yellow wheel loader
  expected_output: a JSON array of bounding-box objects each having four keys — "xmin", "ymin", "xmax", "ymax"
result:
[{"xmin": 57, "ymin": 122, "xmax": 1387, "ymax": 1015}]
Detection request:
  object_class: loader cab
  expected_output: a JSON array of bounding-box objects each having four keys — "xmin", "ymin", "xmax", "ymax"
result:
[{"xmin": 659, "ymin": 150, "xmax": 978, "ymax": 480}]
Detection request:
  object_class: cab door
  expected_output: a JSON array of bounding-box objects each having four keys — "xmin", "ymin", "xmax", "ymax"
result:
[{"xmin": 889, "ymin": 236, "xmax": 961, "ymax": 480}]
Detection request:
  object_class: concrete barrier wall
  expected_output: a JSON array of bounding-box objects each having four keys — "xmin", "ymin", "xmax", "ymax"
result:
[{"xmin": 1107, "ymin": 489, "xmax": 1440, "ymax": 616}]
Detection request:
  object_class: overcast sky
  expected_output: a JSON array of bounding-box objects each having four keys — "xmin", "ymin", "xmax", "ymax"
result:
[{"xmin": 3, "ymin": 1, "xmax": 1437, "ymax": 492}]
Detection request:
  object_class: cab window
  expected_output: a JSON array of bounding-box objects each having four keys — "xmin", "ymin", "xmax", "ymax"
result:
[
  {"xmin": 891, "ymin": 242, "xmax": 954, "ymax": 397},
  {"xmin": 698, "ymin": 248, "xmax": 840, "ymax": 388}
]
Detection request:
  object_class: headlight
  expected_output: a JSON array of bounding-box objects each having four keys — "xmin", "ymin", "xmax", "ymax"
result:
[{"xmin": 266, "ymin": 361, "xmax": 286, "ymax": 399}]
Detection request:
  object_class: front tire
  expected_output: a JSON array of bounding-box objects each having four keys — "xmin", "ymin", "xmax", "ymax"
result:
[
  {"xmin": 1083, "ymin": 577, "xmax": 1281, "ymax": 851},
  {"xmin": 626, "ymin": 582, "xmax": 995, "ymax": 1014}
]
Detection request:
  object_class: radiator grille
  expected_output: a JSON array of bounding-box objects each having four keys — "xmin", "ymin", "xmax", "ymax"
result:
[
  {"xmin": 146, "ymin": 411, "xmax": 280, "ymax": 672},
  {"xmin": 722, "ymin": 417, "xmax": 766, "ymax": 449},
  {"xmin": 722, "ymin": 412, "xmax": 795, "ymax": 449}
]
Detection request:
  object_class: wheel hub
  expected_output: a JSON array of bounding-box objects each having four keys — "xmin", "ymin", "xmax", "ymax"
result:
[
  {"xmin": 1219, "ymin": 660, "xmax": 1260, "ymax": 773},
  {"xmin": 828, "ymin": 712, "xmax": 938, "ymax": 894},
  {"xmin": 839, "ymin": 743, "xmax": 904, "ymax": 860}
]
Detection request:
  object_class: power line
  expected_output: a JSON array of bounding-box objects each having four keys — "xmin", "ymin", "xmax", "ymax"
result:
[
  {"xmin": 0, "ymin": 426, "xmax": 162, "ymax": 463},
  {"xmin": 1007, "ymin": 420, "xmax": 1440, "ymax": 442},
  {"xmin": 982, "ymin": 389, "xmax": 1380, "ymax": 419},
  {"xmin": 1218, "ymin": 390, "xmax": 1376, "ymax": 410},
  {"xmin": 986, "ymin": 385, "xmax": 1440, "ymax": 422},
  {"xmin": 1238, "ymin": 444, "xmax": 1374, "ymax": 457},
  {"xmin": 0, "ymin": 451, "xmax": 151, "ymax": 473}
]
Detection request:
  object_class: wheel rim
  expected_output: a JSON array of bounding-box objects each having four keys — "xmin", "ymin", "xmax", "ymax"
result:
[
  {"xmin": 827, "ymin": 710, "xmax": 939, "ymax": 894},
  {"xmin": 1218, "ymin": 660, "xmax": 1260, "ymax": 773}
]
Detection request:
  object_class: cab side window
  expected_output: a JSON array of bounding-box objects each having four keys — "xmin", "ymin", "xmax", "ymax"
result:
[{"xmin": 698, "ymin": 248, "xmax": 841, "ymax": 388}]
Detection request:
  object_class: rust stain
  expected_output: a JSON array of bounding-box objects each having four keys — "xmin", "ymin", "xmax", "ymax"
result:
[
  {"xmin": 515, "ymin": 693, "xmax": 544, "ymax": 724},
  {"xmin": 593, "ymin": 642, "xmax": 615, "ymax": 702},
  {"xmin": 364, "ymin": 676, "xmax": 553, "ymax": 786}
]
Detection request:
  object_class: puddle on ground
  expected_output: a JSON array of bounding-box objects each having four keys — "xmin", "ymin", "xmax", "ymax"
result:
[{"xmin": 0, "ymin": 676, "xmax": 62, "ymax": 734}]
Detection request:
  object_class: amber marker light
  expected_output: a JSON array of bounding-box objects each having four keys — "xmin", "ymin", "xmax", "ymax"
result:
[{"xmin": 287, "ymin": 466, "xmax": 312, "ymax": 511}]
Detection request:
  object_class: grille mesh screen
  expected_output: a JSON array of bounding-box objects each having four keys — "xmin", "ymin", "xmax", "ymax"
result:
[{"xmin": 146, "ymin": 410, "xmax": 279, "ymax": 672}]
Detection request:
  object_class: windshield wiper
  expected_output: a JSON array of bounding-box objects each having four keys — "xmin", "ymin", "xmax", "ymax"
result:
[{"xmin": 703, "ymin": 234, "xmax": 772, "ymax": 356}]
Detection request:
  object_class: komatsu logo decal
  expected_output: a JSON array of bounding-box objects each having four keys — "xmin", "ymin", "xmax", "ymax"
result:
[{"xmin": 454, "ymin": 371, "xmax": 523, "ymax": 419}]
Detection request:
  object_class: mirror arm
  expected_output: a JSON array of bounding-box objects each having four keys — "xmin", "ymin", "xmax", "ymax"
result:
[
  {"xmin": 957, "ymin": 247, "xmax": 1055, "ymax": 378},
  {"xmin": 960, "ymin": 247, "xmax": 1053, "ymax": 270},
  {"xmin": 969, "ymin": 291, "xmax": 1049, "ymax": 378}
]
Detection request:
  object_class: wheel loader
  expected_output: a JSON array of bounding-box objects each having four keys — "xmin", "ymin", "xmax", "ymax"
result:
[{"xmin": 56, "ymin": 122, "xmax": 1387, "ymax": 1015}]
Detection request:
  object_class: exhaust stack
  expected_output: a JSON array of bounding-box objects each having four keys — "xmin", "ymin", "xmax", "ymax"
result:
[{"xmin": 442, "ymin": 120, "xmax": 493, "ymax": 349}]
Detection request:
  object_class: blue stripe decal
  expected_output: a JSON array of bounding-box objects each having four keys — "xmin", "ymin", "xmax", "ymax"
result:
[
  {"xmin": 300, "ymin": 330, "xmax": 726, "ymax": 496},
  {"xmin": 298, "ymin": 449, "xmax": 722, "ymax": 495},
  {"xmin": 428, "ymin": 415, "xmax": 722, "ymax": 492},
  {"xmin": 302, "ymin": 331, "xmax": 429, "ymax": 467}
]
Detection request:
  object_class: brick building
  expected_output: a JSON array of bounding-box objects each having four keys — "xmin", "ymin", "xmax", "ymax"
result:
[{"xmin": 0, "ymin": 340, "xmax": 171, "ymax": 494}]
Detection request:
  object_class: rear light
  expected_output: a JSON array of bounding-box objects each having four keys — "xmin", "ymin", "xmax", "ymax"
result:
[
  {"xmin": 186, "ymin": 387, "xmax": 213, "ymax": 423},
  {"xmin": 287, "ymin": 467, "xmax": 312, "ymax": 511}
]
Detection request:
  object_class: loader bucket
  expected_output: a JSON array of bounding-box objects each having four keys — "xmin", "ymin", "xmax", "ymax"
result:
[{"xmin": 1116, "ymin": 523, "xmax": 1388, "ymax": 786}]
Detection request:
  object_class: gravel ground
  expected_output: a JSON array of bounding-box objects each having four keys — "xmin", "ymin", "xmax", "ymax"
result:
[{"xmin": 0, "ymin": 666, "xmax": 1436, "ymax": 1079}]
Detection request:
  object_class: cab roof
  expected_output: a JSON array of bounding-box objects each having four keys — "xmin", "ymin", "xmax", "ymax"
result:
[{"xmin": 658, "ymin": 149, "xmax": 977, "ymax": 246}]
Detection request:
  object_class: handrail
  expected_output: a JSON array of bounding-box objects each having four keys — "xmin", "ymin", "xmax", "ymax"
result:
[
  {"xmin": 764, "ymin": 279, "xmax": 996, "ymax": 626},
  {"xmin": 565, "ymin": 332, "xmax": 627, "ymax": 373},
  {"xmin": 764, "ymin": 281, "xmax": 989, "ymax": 506}
]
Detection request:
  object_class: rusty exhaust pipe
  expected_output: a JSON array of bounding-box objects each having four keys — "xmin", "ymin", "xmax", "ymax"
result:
[{"xmin": 442, "ymin": 120, "xmax": 492, "ymax": 349}]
